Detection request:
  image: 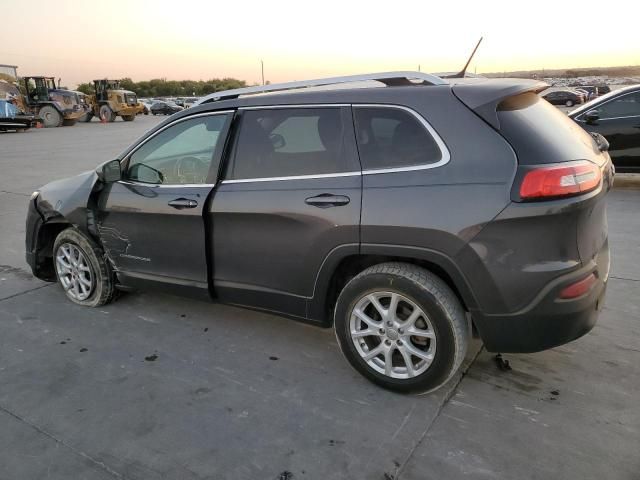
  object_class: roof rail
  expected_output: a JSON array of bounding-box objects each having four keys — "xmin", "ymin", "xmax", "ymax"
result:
[{"xmin": 196, "ymin": 71, "xmax": 446, "ymax": 105}]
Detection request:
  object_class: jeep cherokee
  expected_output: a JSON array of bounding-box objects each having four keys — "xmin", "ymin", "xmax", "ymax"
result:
[{"xmin": 25, "ymin": 72, "xmax": 613, "ymax": 393}]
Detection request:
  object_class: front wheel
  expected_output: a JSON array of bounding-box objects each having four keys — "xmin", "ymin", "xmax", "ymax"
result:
[
  {"xmin": 39, "ymin": 105, "xmax": 63, "ymax": 128},
  {"xmin": 53, "ymin": 228, "xmax": 117, "ymax": 307},
  {"xmin": 334, "ymin": 263, "xmax": 469, "ymax": 394},
  {"xmin": 121, "ymin": 115, "xmax": 135, "ymax": 122},
  {"xmin": 565, "ymin": 100, "xmax": 574, "ymax": 107},
  {"xmin": 99, "ymin": 104, "xmax": 116, "ymax": 122}
]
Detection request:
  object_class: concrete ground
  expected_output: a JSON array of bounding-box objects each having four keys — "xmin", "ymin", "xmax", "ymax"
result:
[{"xmin": 0, "ymin": 116, "xmax": 638, "ymax": 480}]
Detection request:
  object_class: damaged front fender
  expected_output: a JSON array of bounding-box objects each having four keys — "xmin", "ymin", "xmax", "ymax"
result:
[
  {"xmin": 35, "ymin": 169, "xmax": 101, "ymax": 235},
  {"xmin": 26, "ymin": 170, "xmax": 103, "ymax": 280}
]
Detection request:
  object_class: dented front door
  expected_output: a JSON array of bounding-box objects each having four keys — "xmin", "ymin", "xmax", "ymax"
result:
[
  {"xmin": 97, "ymin": 182, "xmax": 214, "ymax": 291},
  {"xmin": 95, "ymin": 111, "xmax": 232, "ymax": 294}
]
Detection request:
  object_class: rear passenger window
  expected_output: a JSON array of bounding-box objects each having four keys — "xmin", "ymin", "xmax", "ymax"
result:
[
  {"xmin": 353, "ymin": 107, "xmax": 443, "ymax": 170},
  {"xmin": 228, "ymin": 108, "xmax": 351, "ymax": 180}
]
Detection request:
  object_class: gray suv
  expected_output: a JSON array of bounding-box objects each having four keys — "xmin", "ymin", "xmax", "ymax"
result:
[{"xmin": 25, "ymin": 72, "xmax": 613, "ymax": 393}]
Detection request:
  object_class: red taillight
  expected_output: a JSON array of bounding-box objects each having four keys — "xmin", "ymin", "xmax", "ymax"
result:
[
  {"xmin": 559, "ymin": 273, "xmax": 597, "ymax": 299},
  {"xmin": 520, "ymin": 161, "xmax": 601, "ymax": 200}
]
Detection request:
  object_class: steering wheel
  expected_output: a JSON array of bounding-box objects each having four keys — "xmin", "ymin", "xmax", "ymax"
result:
[{"xmin": 174, "ymin": 156, "xmax": 208, "ymax": 184}]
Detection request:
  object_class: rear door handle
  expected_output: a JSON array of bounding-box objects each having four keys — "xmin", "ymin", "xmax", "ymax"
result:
[
  {"xmin": 305, "ymin": 194, "xmax": 350, "ymax": 208},
  {"xmin": 168, "ymin": 198, "xmax": 198, "ymax": 209}
]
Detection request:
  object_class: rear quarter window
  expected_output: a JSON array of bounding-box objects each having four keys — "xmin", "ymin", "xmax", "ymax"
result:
[
  {"xmin": 497, "ymin": 92, "xmax": 597, "ymax": 165},
  {"xmin": 353, "ymin": 107, "xmax": 444, "ymax": 171}
]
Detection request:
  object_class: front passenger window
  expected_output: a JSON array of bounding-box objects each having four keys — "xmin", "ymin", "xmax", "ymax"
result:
[{"xmin": 127, "ymin": 113, "xmax": 230, "ymax": 185}]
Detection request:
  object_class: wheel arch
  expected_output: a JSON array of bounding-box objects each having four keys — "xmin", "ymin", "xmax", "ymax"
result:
[
  {"xmin": 309, "ymin": 244, "xmax": 478, "ymax": 325},
  {"xmin": 31, "ymin": 217, "xmax": 74, "ymax": 281}
]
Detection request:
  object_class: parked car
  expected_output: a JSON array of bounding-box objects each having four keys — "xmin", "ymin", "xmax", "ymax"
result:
[
  {"xmin": 25, "ymin": 72, "xmax": 613, "ymax": 393},
  {"xmin": 138, "ymin": 100, "xmax": 152, "ymax": 115},
  {"xmin": 596, "ymin": 84, "xmax": 611, "ymax": 95},
  {"xmin": 0, "ymin": 99, "xmax": 36, "ymax": 131},
  {"xmin": 575, "ymin": 85, "xmax": 599, "ymax": 99},
  {"xmin": 150, "ymin": 101, "xmax": 183, "ymax": 115},
  {"xmin": 570, "ymin": 84, "xmax": 640, "ymax": 173},
  {"xmin": 183, "ymin": 97, "xmax": 199, "ymax": 108},
  {"xmin": 542, "ymin": 89, "xmax": 585, "ymax": 107}
]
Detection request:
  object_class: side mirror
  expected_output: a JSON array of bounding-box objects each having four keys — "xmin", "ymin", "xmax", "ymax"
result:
[
  {"xmin": 585, "ymin": 110, "xmax": 599, "ymax": 124},
  {"xmin": 96, "ymin": 159, "xmax": 122, "ymax": 183}
]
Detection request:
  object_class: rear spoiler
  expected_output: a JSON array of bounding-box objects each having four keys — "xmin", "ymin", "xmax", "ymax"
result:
[{"xmin": 451, "ymin": 78, "xmax": 549, "ymax": 129}]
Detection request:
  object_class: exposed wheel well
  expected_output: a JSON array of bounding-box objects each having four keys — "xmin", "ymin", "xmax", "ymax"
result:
[
  {"xmin": 34, "ymin": 221, "xmax": 72, "ymax": 280},
  {"xmin": 324, "ymin": 255, "xmax": 470, "ymax": 325}
]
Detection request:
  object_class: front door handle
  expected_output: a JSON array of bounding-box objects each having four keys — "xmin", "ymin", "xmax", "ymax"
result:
[
  {"xmin": 305, "ymin": 194, "xmax": 350, "ymax": 208},
  {"xmin": 168, "ymin": 198, "xmax": 198, "ymax": 209}
]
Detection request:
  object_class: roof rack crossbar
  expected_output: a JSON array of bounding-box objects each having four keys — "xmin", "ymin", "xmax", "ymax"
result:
[{"xmin": 196, "ymin": 71, "xmax": 446, "ymax": 104}]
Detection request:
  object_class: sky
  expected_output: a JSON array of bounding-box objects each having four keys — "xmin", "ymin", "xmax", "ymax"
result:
[{"xmin": 2, "ymin": 0, "xmax": 639, "ymax": 88}]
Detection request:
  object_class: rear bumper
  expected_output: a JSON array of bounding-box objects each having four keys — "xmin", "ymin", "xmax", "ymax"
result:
[{"xmin": 472, "ymin": 241, "xmax": 609, "ymax": 353}]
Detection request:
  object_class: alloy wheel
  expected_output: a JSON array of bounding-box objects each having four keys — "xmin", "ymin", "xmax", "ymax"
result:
[
  {"xmin": 55, "ymin": 243, "xmax": 94, "ymax": 301},
  {"xmin": 349, "ymin": 291, "xmax": 436, "ymax": 379}
]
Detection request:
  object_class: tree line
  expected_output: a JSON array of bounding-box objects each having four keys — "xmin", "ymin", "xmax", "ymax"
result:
[{"xmin": 75, "ymin": 77, "xmax": 248, "ymax": 98}]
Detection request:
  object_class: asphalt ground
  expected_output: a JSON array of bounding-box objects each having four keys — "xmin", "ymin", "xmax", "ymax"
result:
[{"xmin": 1, "ymin": 115, "xmax": 638, "ymax": 479}]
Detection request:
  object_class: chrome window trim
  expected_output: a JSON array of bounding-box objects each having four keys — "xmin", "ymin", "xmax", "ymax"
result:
[
  {"xmin": 118, "ymin": 180, "xmax": 216, "ymax": 188},
  {"xmin": 239, "ymin": 104, "xmax": 349, "ymax": 110},
  {"xmin": 220, "ymin": 103, "xmax": 450, "ymax": 184},
  {"xmin": 353, "ymin": 104, "xmax": 450, "ymax": 175},
  {"xmin": 221, "ymin": 171, "xmax": 361, "ymax": 184},
  {"xmin": 578, "ymin": 113, "xmax": 640, "ymax": 122},
  {"xmin": 120, "ymin": 110, "xmax": 233, "ymax": 166},
  {"xmin": 119, "ymin": 110, "xmax": 232, "ymax": 188}
]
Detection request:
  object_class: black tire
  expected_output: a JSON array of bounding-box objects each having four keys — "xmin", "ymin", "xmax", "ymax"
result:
[
  {"xmin": 121, "ymin": 114, "xmax": 135, "ymax": 122},
  {"xmin": 39, "ymin": 105, "xmax": 63, "ymax": 128},
  {"xmin": 62, "ymin": 119, "xmax": 77, "ymax": 127},
  {"xmin": 53, "ymin": 228, "xmax": 117, "ymax": 307},
  {"xmin": 334, "ymin": 262, "xmax": 469, "ymax": 394},
  {"xmin": 565, "ymin": 100, "xmax": 574, "ymax": 107},
  {"xmin": 99, "ymin": 104, "xmax": 116, "ymax": 122},
  {"xmin": 79, "ymin": 113, "xmax": 93, "ymax": 123}
]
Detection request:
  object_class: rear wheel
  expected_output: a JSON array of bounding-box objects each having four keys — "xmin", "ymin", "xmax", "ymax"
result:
[
  {"xmin": 565, "ymin": 100, "xmax": 574, "ymax": 107},
  {"xmin": 79, "ymin": 113, "xmax": 93, "ymax": 123},
  {"xmin": 334, "ymin": 263, "xmax": 469, "ymax": 394},
  {"xmin": 39, "ymin": 106, "xmax": 63, "ymax": 128},
  {"xmin": 99, "ymin": 104, "xmax": 116, "ymax": 122},
  {"xmin": 53, "ymin": 228, "xmax": 117, "ymax": 307},
  {"xmin": 121, "ymin": 114, "xmax": 135, "ymax": 122}
]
